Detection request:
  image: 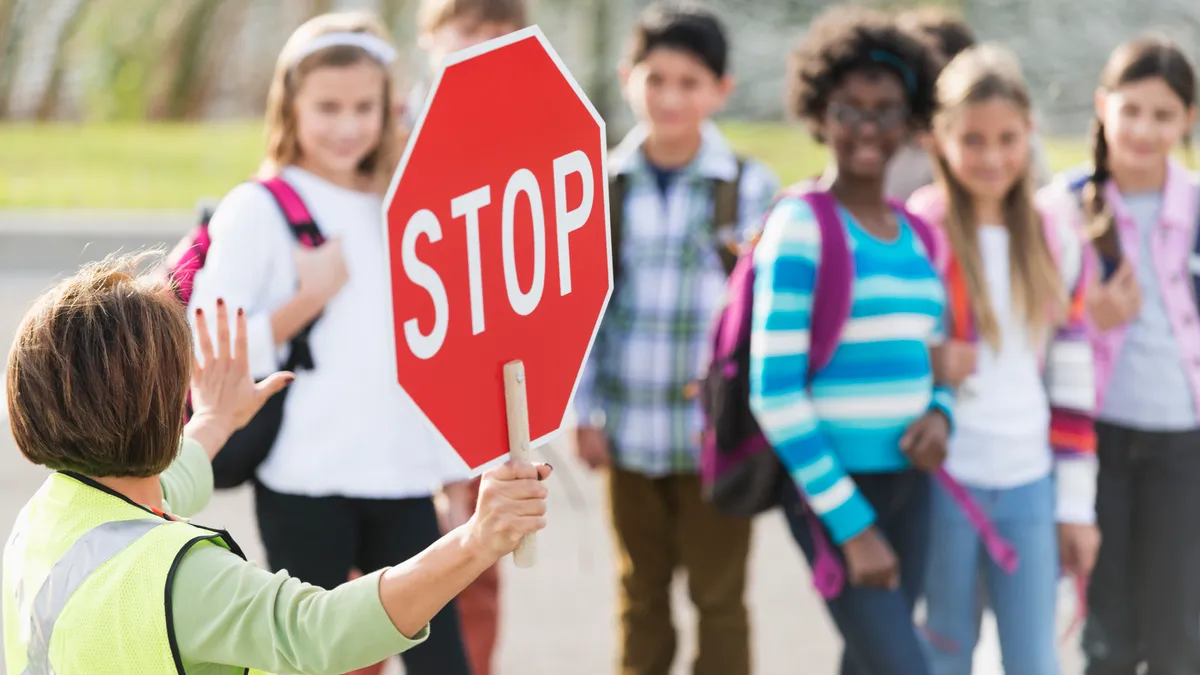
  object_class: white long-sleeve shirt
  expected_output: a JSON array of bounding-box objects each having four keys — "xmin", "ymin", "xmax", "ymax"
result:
[
  {"xmin": 188, "ymin": 166, "xmax": 470, "ymax": 499},
  {"xmin": 946, "ymin": 225, "xmax": 1053, "ymax": 489}
]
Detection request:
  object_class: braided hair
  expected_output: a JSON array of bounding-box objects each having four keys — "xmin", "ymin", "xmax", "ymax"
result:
[{"xmin": 1087, "ymin": 35, "xmax": 1197, "ymax": 257}]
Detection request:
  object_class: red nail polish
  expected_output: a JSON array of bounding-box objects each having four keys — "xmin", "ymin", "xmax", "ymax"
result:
[
  {"xmin": 216, "ymin": 298, "xmax": 225, "ymax": 306},
  {"xmin": 237, "ymin": 308, "xmax": 244, "ymax": 317},
  {"xmin": 195, "ymin": 308, "xmax": 203, "ymax": 316}
]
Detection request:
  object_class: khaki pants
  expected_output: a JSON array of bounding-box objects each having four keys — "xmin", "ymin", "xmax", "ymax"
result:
[{"xmin": 608, "ymin": 467, "xmax": 753, "ymax": 675}]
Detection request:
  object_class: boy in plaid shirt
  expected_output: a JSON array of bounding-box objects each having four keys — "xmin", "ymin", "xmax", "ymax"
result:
[{"xmin": 572, "ymin": 4, "xmax": 778, "ymax": 674}]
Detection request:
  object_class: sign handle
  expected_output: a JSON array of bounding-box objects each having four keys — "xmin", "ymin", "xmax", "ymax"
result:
[{"xmin": 503, "ymin": 360, "xmax": 537, "ymax": 568}]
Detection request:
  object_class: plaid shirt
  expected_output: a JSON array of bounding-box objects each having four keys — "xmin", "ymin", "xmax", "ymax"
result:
[{"xmin": 573, "ymin": 123, "xmax": 779, "ymax": 476}]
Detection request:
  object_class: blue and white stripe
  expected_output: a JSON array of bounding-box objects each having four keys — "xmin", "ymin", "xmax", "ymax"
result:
[{"xmin": 749, "ymin": 196, "xmax": 950, "ymax": 544}]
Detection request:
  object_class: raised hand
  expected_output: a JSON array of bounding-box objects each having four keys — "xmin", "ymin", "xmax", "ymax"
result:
[{"xmin": 191, "ymin": 298, "xmax": 294, "ymax": 433}]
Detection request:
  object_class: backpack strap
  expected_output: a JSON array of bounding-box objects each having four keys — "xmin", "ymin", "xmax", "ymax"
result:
[
  {"xmin": 253, "ymin": 176, "xmax": 326, "ymax": 372},
  {"xmin": 1192, "ymin": 183, "xmax": 1200, "ymax": 306},
  {"xmin": 608, "ymin": 173, "xmax": 628, "ymax": 293},
  {"xmin": 799, "ymin": 191, "xmax": 853, "ymax": 381},
  {"xmin": 258, "ymin": 176, "xmax": 326, "ymax": 249},
  {"xmin": 892, "ymin": 201, "xmax": 943, "ymax": 272},
  {"xmin": 894, "ymin": 201, "xmax": 979, "ymax": 343},
  {"xmin": 710, "ymin": 158, "xmax": 745, "ymax": 276}
]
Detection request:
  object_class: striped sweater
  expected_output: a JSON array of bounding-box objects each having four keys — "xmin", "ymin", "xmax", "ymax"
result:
[{"xmin": 748, "ymin": 196, "xmax": 953, "ymax": 544}]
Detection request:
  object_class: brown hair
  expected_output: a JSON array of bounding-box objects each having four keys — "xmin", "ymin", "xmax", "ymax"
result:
[
  {"xmin": 6, "ymin": 252, "xmax": 192, "ymax": 478},
  {"xmin": 897, "ymin": 6, "xmax": 977, "ymax": 63},
  {"xmin": 417, "ymin": 0, "xmax": 528, "ymax": 36},
  {"xmin": 931, "ymin": 44, "xmax": 1065, "ymax": 349},
  {"xmin": 260, "ymin": 11, "xmax": 403, "ymax": 193},
  {"xmin": 1087, "ymin": 35, "xmax": 1197, "ymax": 258}
]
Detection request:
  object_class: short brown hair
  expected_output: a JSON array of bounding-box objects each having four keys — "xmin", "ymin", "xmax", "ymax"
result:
[
  {"xmin": 6, "ymin": 252, "xmax": 192, "ymax": 478},
  {"xmin": 417, "ymin": 0, "xmax": 528, "ymax": 36}
]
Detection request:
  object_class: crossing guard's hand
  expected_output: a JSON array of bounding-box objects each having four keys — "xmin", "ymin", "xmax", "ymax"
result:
[{"xmin": 190, "ymin": 298, "xmax": 295, "ymax": 431}]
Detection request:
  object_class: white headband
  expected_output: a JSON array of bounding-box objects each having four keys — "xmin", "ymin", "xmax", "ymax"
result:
[{"xmin": 291, "ymin": 31, "xmax": 398, "ymax": 68}]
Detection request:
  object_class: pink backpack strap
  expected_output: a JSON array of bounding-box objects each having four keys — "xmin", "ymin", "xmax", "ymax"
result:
[
  {"xmin": 1040, "ymin": 205, "xmax": 1065, "ymax": 266},
  {"xmin": 253, "ymin": 176, "xmax": 324, "ymax": 372},
  {"xmin": 256, "ymin": 176, "xmax": 326, "ymax": 248}
]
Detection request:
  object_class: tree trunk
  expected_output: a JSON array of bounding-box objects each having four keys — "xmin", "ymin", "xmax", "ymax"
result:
[
  {"xmin": 0, "ymin": 0, "xmax": 28, "ymax": 117},
  {"xmin": 34, "ymin": 0, "xmax": 89, "ymax": 120},
  {"xmin": 162, "ymin": 0, "xmax": 229, "ymax": 120},
  {"xmin": 309, "ymin": 0, "xmax": 334, "ymax": 18},
  {"xmin": 379, "ymin": 0, "xmax": 408, "ymax": 39},
  {"xmin": 587, "ymin": 0, "xmax": 615, "ymax": 123}
]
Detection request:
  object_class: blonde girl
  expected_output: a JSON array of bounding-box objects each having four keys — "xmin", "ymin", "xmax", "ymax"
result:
[
  {"xmin": 188, "ymin": 12, "xmax": 475, "ymax": 673},
  {"xmin": 907, "ymin": 44, "xmax": 1097, "ymax": 674}
]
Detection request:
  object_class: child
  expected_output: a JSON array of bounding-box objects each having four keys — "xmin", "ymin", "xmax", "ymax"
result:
[
  {"xmin": 907, "ymin": 44, "xmax": 1098, "ymax": 674},
  {"xmin": 187, "ymin": 12, "xmax": 472, "ymax": 674},
  {"xmin": 571, "ymin": 4, "xmax": 778, "ymax": 674},
  {"xmin": 2, "ymin": 253, "xmax": 550, "ymax": 674},
  {"xmin": 1042, "ymin": 35, "xmax": 1200, "ymax": 674},
  {"xmin": 403, "ymin": 0, "xmax": 528, "ymax": 127},
  {"xmin": 747, "ymin": 6, "xmax": 949, "ymax": 673},
  {"xmin": 885, "ymin": 6, "xmax": 1052, "ymax": 200}
]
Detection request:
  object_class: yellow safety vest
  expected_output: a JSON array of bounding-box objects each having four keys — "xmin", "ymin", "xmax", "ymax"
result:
[{"xmin": 3, "ymin": 471, "xmax": 272, "ymax": 675}]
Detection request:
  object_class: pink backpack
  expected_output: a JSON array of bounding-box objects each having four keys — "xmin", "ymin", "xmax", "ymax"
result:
[{"xmin": 164, "ymin": 177, "xmax": 326, "ymax": 305}]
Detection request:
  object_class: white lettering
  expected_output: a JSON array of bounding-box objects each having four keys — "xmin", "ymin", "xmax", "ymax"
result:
[
  {"xmin": 451, "ymin": 186, "xmax": 491, "ymax": 335},
  {"xmin": 401, "ymin": 209, "xmax": 449, "ymax": 360},
  {"xmin": 553, "ymin": 150, "xmax": 594, "ymax": 296},
  {"xmin": 502, "ymin": 168, "xmax": 546, "ymax": 317}
]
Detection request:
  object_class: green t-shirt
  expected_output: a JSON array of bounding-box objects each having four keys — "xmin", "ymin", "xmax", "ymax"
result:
[{"xmin": 161, "ymin": 439, "xmax": 429, "ymax": 674}]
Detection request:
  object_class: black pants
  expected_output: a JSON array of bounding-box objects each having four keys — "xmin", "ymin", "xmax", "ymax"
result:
[
  {"xmin": 1085, "ymin": 422, "xmax": 1200, "ymax": 675},
  {"xmin": 255, "ymin": 484, "xmax": 471, "ymax": 675}
]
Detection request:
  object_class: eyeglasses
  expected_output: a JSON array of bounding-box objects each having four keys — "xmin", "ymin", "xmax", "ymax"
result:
[{"xmin": 826, "ymin": 102, "xmax": 910, "ymax": 132}]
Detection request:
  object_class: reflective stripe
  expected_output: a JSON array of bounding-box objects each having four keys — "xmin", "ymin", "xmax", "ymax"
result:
[{"xmin": 21, "ymin": 518, "xmax": 167, "ymax": 675}]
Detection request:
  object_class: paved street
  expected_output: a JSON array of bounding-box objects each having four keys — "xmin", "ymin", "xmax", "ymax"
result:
[{"xmin": 0, "ymin": 215, "xmax": 1085, "ymax": 674}]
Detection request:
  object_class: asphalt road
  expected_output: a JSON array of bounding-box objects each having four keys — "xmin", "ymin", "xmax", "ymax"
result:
[{"xmin": 0, "ymin": 215, "xmax": 1085, "ymax": 674}]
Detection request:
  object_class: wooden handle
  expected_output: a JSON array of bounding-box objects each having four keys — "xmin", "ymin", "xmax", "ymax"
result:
[{"xmin": 503, "ymin": 360, "xmax": 536, "ymax": 568}]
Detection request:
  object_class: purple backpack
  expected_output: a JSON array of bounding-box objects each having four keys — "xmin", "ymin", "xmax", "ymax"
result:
[{"xmin": 699, "ymin": 187, "xmax": 1016, "ymax": 600}]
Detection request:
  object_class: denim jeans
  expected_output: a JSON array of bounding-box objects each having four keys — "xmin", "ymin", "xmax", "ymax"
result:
[
  {"xmin": 1084, "ymin": 422, "xmax": 1200, "ymax": 675},
  {"xmin": 923, "ymin": 473, "xmax": 1059, "ymax": 675},
  {"xmin": 780, "ymin": 469, "xmax": 932, "ymax": 675}
]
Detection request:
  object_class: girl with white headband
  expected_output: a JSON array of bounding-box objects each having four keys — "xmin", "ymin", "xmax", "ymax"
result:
[{"xmin": 186, "ymin": 11, "xmax": 477, "ymax": 673}]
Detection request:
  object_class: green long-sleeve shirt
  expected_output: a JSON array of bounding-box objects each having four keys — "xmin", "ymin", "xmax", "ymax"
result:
[{"xmin": 162, "ymin": 439, "xmax": 429, "ymax": 674}]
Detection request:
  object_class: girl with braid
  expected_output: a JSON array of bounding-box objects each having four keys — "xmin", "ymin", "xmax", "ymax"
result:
[{"xmin": 1041, "ymin": 35, "xmax": 1200, "ymax": 675}]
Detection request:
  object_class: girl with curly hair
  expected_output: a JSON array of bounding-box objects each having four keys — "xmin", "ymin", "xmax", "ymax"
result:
[{"xmin": 747, "ymin": 6, "xmax": 949, "ymax": 673}]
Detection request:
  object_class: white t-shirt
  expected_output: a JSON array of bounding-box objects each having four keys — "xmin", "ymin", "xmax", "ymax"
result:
[
  {"xmin": 188, "ymin": 166, "xmax": 471, "ymax": 499},
  {"xmin": 945, "ymin": 225, "xmax": 1053, "ymax": 489}
]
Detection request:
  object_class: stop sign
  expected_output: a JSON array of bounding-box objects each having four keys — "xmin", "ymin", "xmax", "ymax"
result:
[{"xmin": 384, "ymin": 27, "xmax": 611, "ymax": 471}]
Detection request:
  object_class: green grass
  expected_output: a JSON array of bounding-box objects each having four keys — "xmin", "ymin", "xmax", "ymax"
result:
[
  {"xmin": 0, "ymin": 123, "xmax": 265, "ymax": 209},
  {"xmin": 0, "ymin": 121, "xmax": 1092, "ymax": 209}
]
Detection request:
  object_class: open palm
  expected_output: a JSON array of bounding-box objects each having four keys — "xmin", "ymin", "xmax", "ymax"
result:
[{"xmin": 191, "ymin": 299, "xmax": 293, "ymax": 430}]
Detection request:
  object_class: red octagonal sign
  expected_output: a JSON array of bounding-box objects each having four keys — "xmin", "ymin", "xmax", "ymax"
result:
[{"xmin": 384, "ymin": 27, "xmax": 611, "ymax": 471}]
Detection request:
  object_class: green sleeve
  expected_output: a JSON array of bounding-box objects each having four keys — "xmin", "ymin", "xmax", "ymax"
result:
[
  {"xmin": 170, "ymin": 543, "xmax": 429, "ymax": 675},
  {"xmin": 159, "ymin": 437, "xmax": 214, "ymax": 519}
]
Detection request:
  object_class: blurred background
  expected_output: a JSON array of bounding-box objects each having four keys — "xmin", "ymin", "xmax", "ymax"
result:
[
  {"xmin": 2, "ymin": 0, "xmax": 1198, "ymax": 210},
  {"xmin": 2, "ymin": 1, "xmax": 1199, "ymax": 673}
]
